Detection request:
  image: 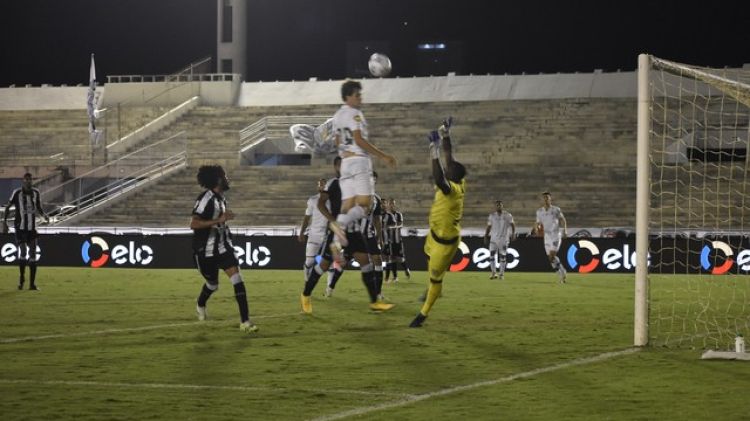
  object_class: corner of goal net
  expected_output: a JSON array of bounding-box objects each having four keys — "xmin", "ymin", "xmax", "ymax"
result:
[{"xmin": 700, "ymin": 350, "xmax": 750, "ymax": 361}]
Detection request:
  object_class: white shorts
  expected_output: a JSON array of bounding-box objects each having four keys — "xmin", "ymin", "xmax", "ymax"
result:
[
  {"xmin": 489, "ymin": 239, "xmax": 509, "ymax": 255},
  {"xmin": 339, "ymin": 156, "xmax": 374, "ymax": 200},
  {"xmin": 305, "ymin": 235, "xmax": 326, "ymax": 257},
  {"xmin": 544, "ymin": 234, "xmax": 562, "ymax": 255}
]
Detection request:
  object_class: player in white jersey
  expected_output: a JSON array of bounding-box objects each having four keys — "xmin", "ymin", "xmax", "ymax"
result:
[
  {"xmin": 532, "ymin": 191, "xmax": 568, "ymax": 283},
  {"xmin": 328, "ymin": 80, "xmax": 397, "ymax": 262},
  {"xmin": 298, "ymin": 179, "xmax": 328, "ymax": 281},
  {"xmin": 484, "ymin": 200, "xmax": 516, "ymax": 280}
]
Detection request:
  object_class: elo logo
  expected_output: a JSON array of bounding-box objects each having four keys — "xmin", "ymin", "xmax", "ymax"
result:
[
  {"xmin": 233, "ymin": 242, "xmax": 271, "ymax": 267},
  {"xmin": 81, "ymin": 236, "xmax": 154, "ymax": 267},
  {"xmin": 81, "ymin": 236, "xmax": 110, "ymax": 267},
  {"xmin": 472, "ymin": 246, "xmax": 520, "ymax": 270},
  {"xmin": 700, "ymin": 241, "xmax": 734, "ymax": 274},
  {"xmin": 567, "ymin": 240, "xmax": 600, "ymax": 273},
  {"xmin": 449, "ymin": 242, "xmax": 470, "ymax": 272},
  {"xmin": 1, "ymin": 242, "xmax": 42, "ymax": 263}
]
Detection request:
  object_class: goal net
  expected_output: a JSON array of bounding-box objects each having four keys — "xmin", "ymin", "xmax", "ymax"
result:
[{"xmin": 636, "ymin": 55, "xmax": 750, "ymax": 349}]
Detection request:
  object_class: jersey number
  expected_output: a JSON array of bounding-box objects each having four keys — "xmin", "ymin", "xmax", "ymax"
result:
[{"xmin": 338, "ymin": 128, "xmax": 354, "ymax": 145}]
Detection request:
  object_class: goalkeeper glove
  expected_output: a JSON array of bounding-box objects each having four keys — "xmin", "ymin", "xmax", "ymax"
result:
[
  {"xmin": 438, "ymin": 116, "xmax": 453, "ymax": 139},
  {"xmin": 428, "ymin": 130, "xmax": 440, "ymax": 159}
]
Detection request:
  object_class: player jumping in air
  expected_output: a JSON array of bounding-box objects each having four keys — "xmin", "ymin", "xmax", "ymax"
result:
[{"xmin": 410, "ymin": 118, "xmax": 466, "ymax": 328}]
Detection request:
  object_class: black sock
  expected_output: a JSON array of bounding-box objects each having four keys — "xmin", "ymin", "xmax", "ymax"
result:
[
  {"xmin": 401, "ymin": 261, "xmax": 411, "ymax": 277},
  {"xmin": 361, "ymin": 270, "xmax": 378, "ymax": 302},
  {"xmin": 197, "ymin": 284, "xmax": 214, "ymax": 307},
  {"xmin": 233, "ymin": 282, "xmax": 250, "ymax": 323},
  {"xmin": 374, "ymin": 269, "xmax": 383, "ymax": 295},
  {"xmin": 19, "ymin": 260, "xmax": 27, "ymax": 282},
  {"xmin": 29, "ymin": 263, "xmax": 37, "ymax": 286},
  {"xmin": 329, "ymin": 268, "xmax": 344, "ymax": 289},
  {"xmin": 303, "ymin": 266, "xmax": 323, "ymax": 296},
  {"xmin": 393, "ymin": 266, "xmax": 399, "ymax": 279}
]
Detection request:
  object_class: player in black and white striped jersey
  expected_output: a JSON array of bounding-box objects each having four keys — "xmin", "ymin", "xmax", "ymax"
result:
[
  {"xmin": 357, "ymin": 172, "xmax": 386, "ymax": 299},
  {"xmin": 382, "ymin": 198, "xmax": 411, "ymax": 282},
  {"xmin": 191, "ymin": 165, "xmax": 258, "ymax": 334},
  {"xmin": 2, "ymin": 173, "xmax": 48, "ymax": 290},
  {"xmin": 300, "ymin": 159, "xmax": 394, "ymax": 314}
]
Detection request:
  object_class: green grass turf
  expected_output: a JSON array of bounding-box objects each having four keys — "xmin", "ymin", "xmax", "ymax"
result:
[{"xmin": 1, "ymin": 267, "xmax": 750, "ymax": 420}]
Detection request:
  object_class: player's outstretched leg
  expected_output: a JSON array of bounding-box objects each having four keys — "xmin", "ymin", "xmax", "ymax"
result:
[{"xmin": 410, "ymin": 279, "xmax": 442, "ymax": 327}]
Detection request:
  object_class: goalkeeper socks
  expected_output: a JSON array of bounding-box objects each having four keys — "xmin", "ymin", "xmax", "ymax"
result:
[
  {"xmin": 499, "ymin": 256, "xmax": 506, "ymax": 276},
  {"xmin": 232, "ymin": 282, "xmax": 250, "ymax": 323},
  {"xmin": 304, "ymin": 265, "xmax": 324, "ymax": 296},
  {"xmin": 419, "ymin": 279, "xmax": 443, "ymax": 316},
  {"xmin": 197, "ymin": 284, "xmax": 215, "ymax": 307},
  {"xmin": 490, "ymin": 253, "xmax": 497, "ymax": 275}
]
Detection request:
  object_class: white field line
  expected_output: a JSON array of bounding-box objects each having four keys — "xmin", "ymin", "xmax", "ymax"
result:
[
  {"xmin": 0, "ymin": 378, "xmax": 411, "ymax": 398},
  {"xmin": 0, "ymin": 313, "xmax": 300, "ymax": 344},
  {"xmin": 307, "ymin": 348, "xmax": 641, "ymax": 421}
]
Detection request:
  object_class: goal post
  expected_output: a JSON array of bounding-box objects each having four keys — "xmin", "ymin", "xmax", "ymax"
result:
[
  {"xmin": 634, "ymin": 54, "xmax": 650, "ymax": 346},
  {"xmin": 635, "ymin": 54, "xmax": 750, "ymax": 349}
]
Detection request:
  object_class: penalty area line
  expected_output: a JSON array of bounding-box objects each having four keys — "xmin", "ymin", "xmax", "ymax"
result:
[
  {"xmin": 0, "ymin": 312, "xmax": 299, "ymax": 344},
  {"xmin": 308, "ymin": 347, "xmax": 640, "ymax": 421}
]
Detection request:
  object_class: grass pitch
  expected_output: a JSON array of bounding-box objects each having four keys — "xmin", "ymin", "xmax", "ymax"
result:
[{"xmin": 2, "ymin": 267, "xmax": 750, "ymax": 420}]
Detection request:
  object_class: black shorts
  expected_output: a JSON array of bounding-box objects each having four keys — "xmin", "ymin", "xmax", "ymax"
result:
[
  {"xmin": 15, "ymin": 229, "xmax": 38, "ymax": 244},
  {"xmin": 193, "ymin": 251, "xmax": 239, "ymax": 284},
  {"xmin": 365, "ymin": 235, "xmax": 381, "ymax": 255},
  {"xmin": 321, "ymin": 230, "xmax": 369, "ymax": 262},
  {"xmin": 386, "ymin": 241, "xmax": 405, "ymax": 258}
]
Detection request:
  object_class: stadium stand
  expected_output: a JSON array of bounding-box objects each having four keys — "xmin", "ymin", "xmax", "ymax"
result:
[{"xmin": 71, "ymin": 98, "xmax": 637, "ymax": 229}]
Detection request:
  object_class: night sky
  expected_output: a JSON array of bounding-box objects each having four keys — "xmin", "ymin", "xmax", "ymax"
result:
[{"xmin": 1, "ymin": 0, "xmax": 748, "ymax": 86}]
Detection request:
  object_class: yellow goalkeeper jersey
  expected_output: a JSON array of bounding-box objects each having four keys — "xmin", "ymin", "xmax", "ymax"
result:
[{"xmin": 428, "ymin": 179, "xmax": 466, "ymax": 241}]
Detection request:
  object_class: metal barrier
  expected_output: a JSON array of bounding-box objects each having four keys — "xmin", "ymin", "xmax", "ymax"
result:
[
  {"xmin": 239, "ymin": 115, "xmax": 329, "ymax": 164},
  {"xmin": 40, "ymin": 131, "xmax": 188, "ymax": 225}
]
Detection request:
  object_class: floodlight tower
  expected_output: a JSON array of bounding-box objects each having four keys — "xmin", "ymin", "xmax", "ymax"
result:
[{"xmin": 217, "ymin": 0, "xmax": 247, "ymax": 80}]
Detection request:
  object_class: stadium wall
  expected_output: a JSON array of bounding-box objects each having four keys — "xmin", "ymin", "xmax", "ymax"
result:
[
  {"xmin": 0, "ymin": 71, "xmax": 636, "ymax": 110},
  {"xmin": 237, "ymin": 71, "xmax": 637, "ymax": 106},
  {"xmin": 1, "ymin": 233, "xmax": 745, "ymax": 274},
  {"xmin": 0, "ymin": 86, "xmax": 89, "ymax": 110}
]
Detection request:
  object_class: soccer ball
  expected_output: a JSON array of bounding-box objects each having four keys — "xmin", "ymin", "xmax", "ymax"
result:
[{"xmin": 368, "ymin": 53, "xmax": 392, "ymax": 77}]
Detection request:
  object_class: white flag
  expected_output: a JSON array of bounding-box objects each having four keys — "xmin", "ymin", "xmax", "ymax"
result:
[{"xmin": 87, "ymin": 54, "xmax": 97, "ymax": 134}]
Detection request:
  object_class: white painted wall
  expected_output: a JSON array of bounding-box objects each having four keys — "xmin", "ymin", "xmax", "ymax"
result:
[
  {"xmin": 0, "ymin": 70, "xmax": 637, "ymax": 111},
  {"xmin": 0, "ymin": 86, "xmax": 90, "ymax": 110},
  {"xmin": 238, "ymin": 71, "xmax": 638, "ymax": 107}
]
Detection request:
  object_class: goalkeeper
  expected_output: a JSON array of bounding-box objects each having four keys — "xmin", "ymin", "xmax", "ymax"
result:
[{"xmin": 409, "ymin": 118, "xmax": 467, "ymax": 328}]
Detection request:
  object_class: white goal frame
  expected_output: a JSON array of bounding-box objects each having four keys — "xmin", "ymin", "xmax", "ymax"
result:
[{"xmin": 635, "ymin": 54, "xmax": 750, "ymax": 347}]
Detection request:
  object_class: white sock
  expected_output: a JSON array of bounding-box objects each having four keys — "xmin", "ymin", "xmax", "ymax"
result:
[{"xmin": 336, "ymin": 205, "xmax": 366, "ymax": 227}]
